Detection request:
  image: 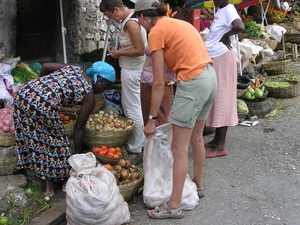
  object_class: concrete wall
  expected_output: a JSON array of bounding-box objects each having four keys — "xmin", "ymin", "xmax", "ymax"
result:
[{"xmin": 0, "ymin": 0, "xmax": 17, "ymax": 58}]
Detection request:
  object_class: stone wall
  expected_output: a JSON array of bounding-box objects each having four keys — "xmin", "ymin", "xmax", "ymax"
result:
[
  {"xmin": 66, "ymin": 0, "xmax": 120, "ymax": 63},
  {"xmin": 0, "ymin": 0, "xmax": 119, "ymax": 64},
  {"xmin": 0, "ymin": 0, "xmax": 17, "ymax": 58}
]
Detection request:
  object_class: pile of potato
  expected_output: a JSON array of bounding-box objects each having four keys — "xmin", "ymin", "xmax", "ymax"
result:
[
  {"xmin": 85, "ymin": 110, "xmax": 133, "ymax": 131},
  {"xmin": 103, "ymin": 159, "xmax": 141, "ymax": 186}
]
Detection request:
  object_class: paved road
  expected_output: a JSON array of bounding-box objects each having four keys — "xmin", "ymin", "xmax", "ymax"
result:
[{"xmin": 128, "ymin": 94, "xmax": 300, "ymax": 225}]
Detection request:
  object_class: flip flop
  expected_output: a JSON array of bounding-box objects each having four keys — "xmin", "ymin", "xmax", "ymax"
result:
[
  {"xmin": 204, "ymin": 143, "xmax": 216, "ymax": 148},
  {"xmin": 205, "ymin": 149, "xmax": 228, "ymax": 158},
  {"xmin": 147, "ymin": 202, "xmax": 185, "ymax": 219},
  {"xmin": 44, "ymin": 191, "xmax": 54, "ymax": 197}
]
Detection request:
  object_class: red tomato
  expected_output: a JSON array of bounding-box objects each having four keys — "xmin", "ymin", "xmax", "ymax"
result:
[
  {"xmin": 113, "ymin": 154, "xmax": 119, "ymax": 158},
  {"xmin": 100, "ymin": 145, "xmax": 107, "ymax": 150},
  {"xmin": 99, "ymin": 150, "xmax": 106, "ymax": 155},
  {"xmin": 93, "ymin": 147, "xmax": 100, "ymax": 152},
  {"xmin": 106, "ymin": 152, "xmax": 114, "ymax": 158},
  {"xmin": 115, "ymin": 151, "xmax": 122, "ymax": 157},
  {"xmin": 108, "ymin": 147, "xmax": 116, "ymax": 154},
  {"xmin": 102, "ymin": 149, "xmax": 108, "ymax": 155}
]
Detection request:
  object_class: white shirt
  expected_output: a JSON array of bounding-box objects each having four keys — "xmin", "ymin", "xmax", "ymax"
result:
[{"xmin": 205, "ymin": 4, "xmax": 240, "ymax": 58}]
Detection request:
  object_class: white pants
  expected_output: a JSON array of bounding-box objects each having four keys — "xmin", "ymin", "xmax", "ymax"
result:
[{"xmin": 121, "ymin": 68, "xmax": 145, "ymax": 153}]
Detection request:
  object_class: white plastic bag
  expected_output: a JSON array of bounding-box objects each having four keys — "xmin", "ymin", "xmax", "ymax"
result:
[
  {"xmin": 266, "ymin": 25, "xmax": 286, "ymax": 42},
  {"xmin": 66, "ymin": 152, "xmax": 130, "ymax": 225},
  {"xmin": 143, "ymin": 123, "xmax": 199, "ymax": 211}
]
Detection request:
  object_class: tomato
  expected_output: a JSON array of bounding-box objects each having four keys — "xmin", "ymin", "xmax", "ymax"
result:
[
  {"xmin": 63, "ymin": 115, "xmax": 70, "ymax": 121},
  {"xmin": 108, "ymin": 147, "xmax": 116, "ymax": 154},
  {"xmin": 93, "ymin": 146, "xmax": 100, "ymax": 152},
  {"xmin": 113, "ymin": 154, "xmax": 120, "ymax": 158},
  {"xmin": 99, "ymin": 150, "xmax": 106, "ymax": 155},
  {"xmin": 103, "ymin": 164, "xmax": 113, "ymax": 171},
  {"xmin": 59, "ymin": 113, "xmax": 65, "ymax": 119},
  {"xmin": 115, "ymin": 151, "xmax": 122, "ymax": 157},
  {"xmin": 100, "ymin": 145, "xmax": 107, "ymax": 150},
  {"xmin": 106, "ymin": 152, "xmax": 114, "ymax": 158},
  {"xmin": 102, "ymin": 149, "xmax": 108, "ymax": 155},
  {"xmin": 115, "ymin": 147, "xmax": 122, "ymax": 152}
]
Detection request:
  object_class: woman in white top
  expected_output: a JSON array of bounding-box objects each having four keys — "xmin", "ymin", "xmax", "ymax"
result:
[
  {"xmin": 100, "ymin": 0, "xmax": 147, "ymax": 153},
  {"xmin": 205, "ymin": 0, "xmax": 244, "ymax": 157}
]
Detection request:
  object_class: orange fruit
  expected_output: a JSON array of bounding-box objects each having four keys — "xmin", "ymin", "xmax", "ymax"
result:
[{"xmin": 103, "ymin": 164, "xmax": 113, "ymax": 171}]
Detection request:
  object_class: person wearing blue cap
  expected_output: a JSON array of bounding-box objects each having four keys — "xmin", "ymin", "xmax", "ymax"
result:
[{"xmin": 13, "ymin": 61, "xmax": 115, "ymax": 197}]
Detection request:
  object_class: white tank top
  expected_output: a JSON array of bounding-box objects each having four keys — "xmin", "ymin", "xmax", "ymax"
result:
[{"xmin": 118, "ymin": 12, "xmax": 147, "ymax": 70}]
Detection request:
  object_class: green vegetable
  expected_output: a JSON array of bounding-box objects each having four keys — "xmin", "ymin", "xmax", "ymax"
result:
[
  {"xmin": 266, "ymin": 81, "xmax": 292, "ymax": 88},
  {"xmin": 244, "ymin": 21, "xmax": 263, "ymax": 37},
  {"xmin": 254, "ymin": 88, "xmax": 263, "ymax": 98},
  {"xmin": 11, "ymin": 62, "xmax": 39, "ymax": 84},
  {"xmin": 0, "ymin": 216, "xmax": 8, "ymax": 225},
  {"xmin": 237, "ymin": 99, "xmax": 249, "ymax": 114},
  {"xmin": 261, "ymin": 86, "xmax": 265, "ymax": 93},
  {"xmin": 247, "ymin": 87, "xmax": 255, "ymax": 95},
  {"xmin": 244, "ymin": 92, "xmax": 254, "ymax": 100}
]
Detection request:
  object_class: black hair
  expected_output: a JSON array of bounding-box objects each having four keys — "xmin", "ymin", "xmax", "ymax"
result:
[
  {"xmin": 135, "ymin": 2, "xmax": 168, "ymax": 17},
  {"xmin": 100, "ymin": 0, "xmax": 125, "ymax": 13}
]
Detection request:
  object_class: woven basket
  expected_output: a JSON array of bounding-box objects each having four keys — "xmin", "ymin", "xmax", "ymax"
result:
[
  {"xmin": 238, "ymin": 33, "xmax": 250, "ymax": 41},
  {"xmin": 261, "ymin": 59, "xmax": 292, "ymax": 75},
  {"xmin": 118, "ymin": 168, "xmax": 144, "ymax": 201},
  {"xmin": 0, "ymin": 146, "xmax": 17, "ymax": 175},
  {"xmin": 284, "ymin": 33, "xmax": 300, "ymax": 44},
  {"xmin": 60, "ymin": 93, "xmax": 106, "ymax": 114},
  {"xmin": 92, "ymin": 146, "xmax": 129, "ymax": 165},
  {"xmin": 293, "ymin": 21, "xmax": 300, "ymax": 30},
  {"xmin": 238, "ymin": 113, "xmax": 248, "ymax": 123},
  {"xmin": 61, "ymin": 112, "xmax": 77, "ymax": 138},
  {"xmin": 237, "ymin": 88, "xmax": 247, "ymax": 99},
  {"xmin": 265, "ymin": 81, "xmax": 300, "ymax": 98},
  {"xmin": 264, "ymin": 38, "xmax": 278, "ymax": 51},
  {"xmin": 84, "ymin": 117, "xmax": 134, "ymax": 147},
  {"xmin": 0, "ymin": 133, "xmax": 15, "ymax": 147}
]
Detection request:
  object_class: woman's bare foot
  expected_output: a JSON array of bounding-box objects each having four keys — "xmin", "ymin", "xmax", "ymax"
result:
[{"xmin": 44, "ymin": 180, "xmax": 54, "ymax": 196}]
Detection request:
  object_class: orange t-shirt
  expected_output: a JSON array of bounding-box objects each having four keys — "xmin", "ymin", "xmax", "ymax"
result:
[{"xmin": 148, "ymin": 16, "xmax": 213, "ymax": 82}]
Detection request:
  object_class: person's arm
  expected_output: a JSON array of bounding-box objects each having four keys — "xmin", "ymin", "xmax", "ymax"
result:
[
  {"xmin": 143, "ymin": 49, "xmax": 165, "ymax": 136},
  {"xmin": 39, "ymin": 62, "xmax": 68, "ymax": 77},
  {"xmin": 73, "ymin": 93, "xmax": 95, "ymax": 154},
  {"xmin": 220, "ymin": 18, "xmax": 245, "ymax": 49},
  {"xmin": 109, "ymin": 20, "xmax": 145, "ymax": 58}
]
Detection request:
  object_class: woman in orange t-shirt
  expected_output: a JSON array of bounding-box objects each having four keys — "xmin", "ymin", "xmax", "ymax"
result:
[{"xmin": 135, "ymin": 0, "xmax": 218, "ymax": 219}]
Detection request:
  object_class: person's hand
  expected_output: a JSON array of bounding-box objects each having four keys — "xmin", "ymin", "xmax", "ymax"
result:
[
  {"xmin": 220, "ymin": 34, "xmax": 232, "ymax": 50},
  {"xmin": 108, "ymin": 46, "xmax": 120, "ymax": 59},
  {"xmin": 143, "ymin": 120, "xmax": 156, "ymax": 137}
]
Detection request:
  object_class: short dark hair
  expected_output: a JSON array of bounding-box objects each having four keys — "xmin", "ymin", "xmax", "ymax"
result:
[{"xmin": 100, "ymin": 0, "xmax": 125, "ymax": 13}]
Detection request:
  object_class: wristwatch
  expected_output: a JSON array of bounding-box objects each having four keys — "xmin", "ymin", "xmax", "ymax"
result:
[{"xmin": 149, "ymin": 115, "xmax": 158, "ymax": 120}]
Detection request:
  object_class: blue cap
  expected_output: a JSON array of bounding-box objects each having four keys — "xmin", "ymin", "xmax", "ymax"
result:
[{"xmin": 86, "ymin": 61, "xmax": 116, "ymax": 83}]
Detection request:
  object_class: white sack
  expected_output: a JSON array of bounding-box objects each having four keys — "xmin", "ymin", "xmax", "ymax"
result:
[
  {"xmin": 66, "ymin": 152, "xmax": 130, "ymax": 225},
  {"xmin": 266, "ymin": 25, "xmax": 286, "ymax": 42},
  {"xmin": 143, "ymin": 123, "xmax": 199, "ymax": 211}
]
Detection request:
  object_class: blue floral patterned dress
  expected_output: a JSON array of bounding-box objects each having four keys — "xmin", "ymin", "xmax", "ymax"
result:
[{"xmin": 13, "ymin": 65, "xmax": 93, "ymax": 181}]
